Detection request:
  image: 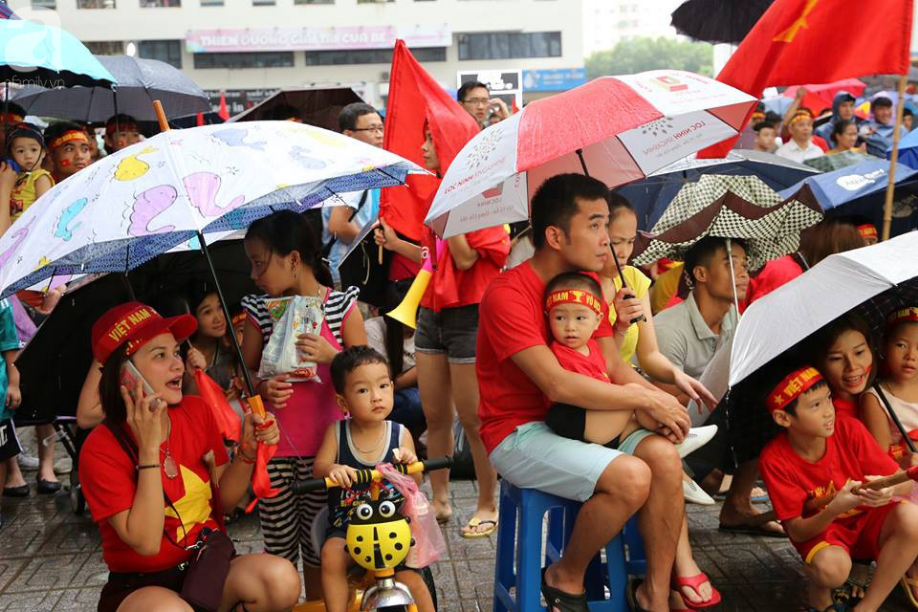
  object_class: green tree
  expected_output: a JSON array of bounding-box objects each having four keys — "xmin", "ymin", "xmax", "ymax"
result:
[{"xmin": 586, "ymin": 37, "xmax": 714, "ymax": 79}]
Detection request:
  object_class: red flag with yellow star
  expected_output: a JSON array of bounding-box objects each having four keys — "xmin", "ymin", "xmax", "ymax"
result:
[{"xmin": 700, "ymin": 0, "xmax": 913, "ymax": 158}]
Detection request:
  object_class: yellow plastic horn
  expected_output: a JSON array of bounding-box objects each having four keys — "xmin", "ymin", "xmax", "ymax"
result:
[{"xmin": 385, "ymin": 268, "xmax": 431, "ymax": 330}]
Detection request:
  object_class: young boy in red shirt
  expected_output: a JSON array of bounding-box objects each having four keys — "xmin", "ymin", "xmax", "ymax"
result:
[{"xmin": 760, "ymin": 366, "xmax": 918, "ymax": 612}]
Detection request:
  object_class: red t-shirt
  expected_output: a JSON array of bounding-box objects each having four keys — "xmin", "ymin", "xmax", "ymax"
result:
[
  {"xmin": 420, "ymin": 227, "xmax": 510, "ymax": 312},
  {"xmin": 477, "ymin": 262, "xmax": 613, "ymax": 454},
  {"xmin": 759, "ymin": 416, "xmax": 898, "ymax": 526},
  {"xmin": 550, "ymin": 340, "xmax": 610, "ymax": 387},
  {"xmin": 79, "ymin": 396, "xmax": 230, "ymax": 573},
  {"xmin": 833, "ymin": 396, "xmax": 859, "ymax": 420},
  {"xmin": 746, "ymin": 255, "xmax": 804, "ymax": 306}
]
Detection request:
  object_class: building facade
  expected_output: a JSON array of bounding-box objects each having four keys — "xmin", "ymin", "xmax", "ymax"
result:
[
  {"xmin": 19, "ymin": 0, "xmax": 583, "ymax": 111},
  {"xmin": 582, "ymin": 0, "xmax": 681, "ymax": 57}
]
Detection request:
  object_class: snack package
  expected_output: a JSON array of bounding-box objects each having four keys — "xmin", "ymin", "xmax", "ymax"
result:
[{"xmin": 258, "ymin": 295, "xmax": 325, "ymax": 383}]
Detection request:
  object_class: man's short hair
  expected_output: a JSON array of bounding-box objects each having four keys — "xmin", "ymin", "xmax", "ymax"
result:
[
  {"xmin": 753, "ymin": 121, "xmax": 776, "ymax": 133},
  {"xmin": 905, "ymin": 108, "xmax": 914, "ymax": 118},
  {"xmin": 530, "ymin": 173, "xmax": 610, "ymax": 250},
  {"xmin": 872, "ymin": 96, "xmax": 893, "ymax": 111},
  {"xmin": 780, "ymin": 379, "xmax": 828, "ymax": 416},
  {"xmin": 683, "ymin": 236, "xmax": 746, "ymax": 285},
  {"xmin": 105, "ymin": 113, "xmax": 139, "ymax": 133},
  {"xmin": 330, "ymin": 345, "xmax": 391, "ymax": 394},
  {"xmin": 457, "ymin": 81, "xmax": 488, "ymax": 103},
  {"xmin": 338, "ymin": 102, "xmax": 380, "ymax": 132}
]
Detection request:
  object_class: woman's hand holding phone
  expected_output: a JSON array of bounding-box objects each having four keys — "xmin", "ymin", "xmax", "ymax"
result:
[{"xmin": 120, "ymin": 377, "xmax": 166, "ymax": 459}]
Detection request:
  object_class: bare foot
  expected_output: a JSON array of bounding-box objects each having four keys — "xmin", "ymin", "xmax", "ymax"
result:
[
  {"xmin": 432, "ymin": 499, "xmax": 452, "ymax": 524},
  {"xmin": 719, "ymin": 500, "xmax": 785, "ymax": 535}
]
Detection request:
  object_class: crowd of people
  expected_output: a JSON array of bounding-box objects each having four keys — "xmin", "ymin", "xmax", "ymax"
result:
[{"xmin": 0, "ymin": 73, "xmax": 916, "ymax": 612}]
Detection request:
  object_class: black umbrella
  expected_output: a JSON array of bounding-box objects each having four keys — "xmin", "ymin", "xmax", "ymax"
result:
[
  {"xmin": 670, "ymin": 0, "xmax": 774, "ymax": 45},
  {"xmin": 228, "ymin": 87, "xmax": 365, "ymax": 131},
  {"xmin": 15, "ymin": 240, "xmax": 256, "ymax": 421},
  {"xmin": 11, "ymin": 55, "xmax": 210, "ymax": 122}
]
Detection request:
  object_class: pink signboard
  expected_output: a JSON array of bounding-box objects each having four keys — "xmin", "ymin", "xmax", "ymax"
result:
[{"xmin": 186, "ymin": 24, "xmax": 451, "ymax": 53}]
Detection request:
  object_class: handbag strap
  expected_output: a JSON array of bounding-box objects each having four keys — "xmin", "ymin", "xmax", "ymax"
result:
[
  {"xmin": 103, "ymin": 419, "xmax": 225, "ymax": 549},
  {"xmin": 325, "ymin": 190, "xmax": 370, "ymax": 252}
]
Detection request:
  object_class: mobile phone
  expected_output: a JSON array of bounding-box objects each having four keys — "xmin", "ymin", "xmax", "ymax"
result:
[
  {"xmin": 4, "ymin": 159, "xmax": 20, "ymax": 173},
  {"xmin": 120, "ymin": 361, "xmax": 156, "ymax": 402}
]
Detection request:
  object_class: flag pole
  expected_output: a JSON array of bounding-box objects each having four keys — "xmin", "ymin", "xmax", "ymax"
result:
[{"xmin": 881, "ymin": 74, "xmax": 908, "ymax": 241}]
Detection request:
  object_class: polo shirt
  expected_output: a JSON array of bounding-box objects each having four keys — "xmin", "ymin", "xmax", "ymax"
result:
[
  {"xmin": 653, "ymin": 292, "xmax": 736, "ymax": 380},
  {"xmin": 775, "ymin": 140, "xmax": 824, "ymax": 163}
]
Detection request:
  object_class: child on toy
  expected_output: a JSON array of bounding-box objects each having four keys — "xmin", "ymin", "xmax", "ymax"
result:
[
  {"xmin": 759, "ymin": 365, "xmax": 918, "ymax": 612},
  {"xmin": 314, "ymin": 346, "xmax": 435, "ymax": 612},
  {"xmin": 862, "ymin": 307, "xmax": 918, "ymax": 468}
]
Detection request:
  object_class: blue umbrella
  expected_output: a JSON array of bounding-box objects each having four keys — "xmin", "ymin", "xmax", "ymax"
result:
[
  {"xmin": 615, "ymin": 149, "xmax": 820, "ymax": 230},
  {"xmin": 892, "ymin": 127, "xmax": 918, "ymax": 170},
  {"xmin": 0, "ymin": 19, "xmax": 114, "ymax": 87},
  {"xmin": 778, "ymin": 159, "xmax": 918, "ymax": 235}
]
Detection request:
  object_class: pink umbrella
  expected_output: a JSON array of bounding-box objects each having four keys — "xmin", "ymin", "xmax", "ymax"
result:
[{"xmin": 425, "ymin": 70, "xmax": 756, "ymax": 238}]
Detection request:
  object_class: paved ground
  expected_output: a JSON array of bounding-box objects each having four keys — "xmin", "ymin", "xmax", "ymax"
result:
[{"xmin": 0, "ymin": 446, "xmax": 913, "ymax": 611}]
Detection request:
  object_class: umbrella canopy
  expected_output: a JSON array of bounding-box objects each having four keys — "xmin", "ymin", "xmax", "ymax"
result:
[
  {"xmin": 615, "ymin": 149, "xmax": 820, "ymax": 230},
  {"xmin": 804, "ymin": 151, "xmax": 879, "ymax": 173},
  {"xmin": 425, "ymin": 69, "xmax": 757, "ymax": 238},
  {"xmin": 730, "ymin": 231, "xmax": 918, "ymax": 388},
  {"xmin": 779, "ymin": 159, "xmax": 918, "ymax": 232},
  {"xmin": 11, "ymin": 55, "xmax": 210, "ymax": 122},
  {"xmin": 670, "ymin": 0, "xmax": 774, "ymax": 45},
  {"xmin": 14, "ymin": 239, "xmax": 255, "ymax": 421},
  {"xmin": 0, "ymin": 120, "xmax": 426, "ymax": 299},
  {"xmin": 0, "ymin": 19, "xmax": 115, "ymax": 88},
  {"xmin": 893, "ymin": 126, "xmax": 918, "ymax": 171},
  {"xmin": 782, "ymin": 79, "xmax": 868, "ymax": 116},
  {"xmin": 228, "ymin": 87, "xmax": 365, "ymax": 130},
  {"xmin": 632, "ymin": 175, "xmax": 823, "ymax": 271}
]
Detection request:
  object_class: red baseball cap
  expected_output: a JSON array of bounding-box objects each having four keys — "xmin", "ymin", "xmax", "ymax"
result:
[{"xmin": 91, "ymin": 302, "xmax": 197, "ymax": 364}]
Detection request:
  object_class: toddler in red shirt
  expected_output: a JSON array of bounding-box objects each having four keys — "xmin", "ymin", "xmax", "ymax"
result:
[
  {"xmin": 759, "ymin": 366, "xmax": 918, "ymax": 612},
  {"xmin": 542, "ymin": 272, "xmax": 641, "ymax": 447}
]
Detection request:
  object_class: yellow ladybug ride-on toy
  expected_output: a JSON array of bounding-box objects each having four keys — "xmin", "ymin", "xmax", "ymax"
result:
[{"xmin": 290, "ymin": 456, "xmax": 452, "ymax": 612}]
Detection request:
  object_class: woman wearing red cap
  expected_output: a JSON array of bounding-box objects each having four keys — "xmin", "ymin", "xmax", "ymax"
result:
[{"xmin": 79, "ymin": 302, "xmax": 300, "ymax": 612}]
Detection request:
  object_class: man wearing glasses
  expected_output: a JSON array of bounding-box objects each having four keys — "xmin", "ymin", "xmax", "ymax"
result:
[
  {"xmin": 323, "ymin": 103, "xmax": 384, "ymax": 286},
  {"xmin": 458, "ymin": 81, "xmax": 510, "ymax": 128}
]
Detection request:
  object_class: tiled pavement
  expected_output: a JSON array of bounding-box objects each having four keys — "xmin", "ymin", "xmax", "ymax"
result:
[{"xmin": 0, "ymin": 473, "xmax": 913, "ymax": 611}]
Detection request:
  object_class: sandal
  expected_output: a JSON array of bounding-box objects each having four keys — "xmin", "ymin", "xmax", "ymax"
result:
[
  {"xmin": 541, "ymin": 567, "xmax": 588, "ymax": 612},
  {"xmin": 901, "ymin": 575, "xmax": 918, "ymax": 610},
  {"xmin": 460, "ymin": 516, "xmax": 497, "ymax": 539},
  {"xmin": 670, "ymin": 572, "xmax": 721, "ymax": 610},
  {"xmin": 626, "ymin": 578, "xmax": 649, "ymax": 612}
]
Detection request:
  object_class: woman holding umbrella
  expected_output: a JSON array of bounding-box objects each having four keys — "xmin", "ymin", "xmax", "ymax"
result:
[{"xmin": 78, "ymin": 302, "xmax": 300, "ymax": 612}]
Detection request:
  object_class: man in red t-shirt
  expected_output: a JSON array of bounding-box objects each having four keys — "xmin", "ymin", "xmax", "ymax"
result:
[
  {"xmin": 760, "ymin": 366, "xmax": 918, "ymax": 612},
  {"xmin": 478, "ymin": 173, "xmax": 692, "ymax": 611}
]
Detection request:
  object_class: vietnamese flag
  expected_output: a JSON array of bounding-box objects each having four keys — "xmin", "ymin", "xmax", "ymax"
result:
[
  {"xmin": 700, "ymin": 0, "xmax": 912, "ymax": 158},
  {"xmin": 379, "ymin": 40, "xmax": 480, "ymax": 242},
  {"xmin": 194, "ymin": 369, "xmax": 240, "ymax": 444}
]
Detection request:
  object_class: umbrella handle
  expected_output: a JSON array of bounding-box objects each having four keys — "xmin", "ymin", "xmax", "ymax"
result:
[{"xmin": 153, "ymin": 100, "xmax": 169, "ymax": 132}]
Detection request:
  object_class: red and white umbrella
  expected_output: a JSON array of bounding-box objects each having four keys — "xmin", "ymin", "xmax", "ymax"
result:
[{"xmin": 425, "ymin": 69, "xmax": 757, "ymax": 238}]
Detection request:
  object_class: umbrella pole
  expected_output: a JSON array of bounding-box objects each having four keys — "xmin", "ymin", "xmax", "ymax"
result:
[
  {"xmin": 576, "ymin": 148, "xmax": 589, "ymax": 176},
  {"xmin": 725, "ymin": 238, "xmax": 741, "ymax": 318},
  {"xmin": 195, "ymin": 231, "xmax": 264, "ymax": 418},
  {"xmin": 881, "ymin": 74, "xmax": 908, "ymax": 241},
  {"xmin": 873, "ymin": 381, "xmax": 918, "ymax": 453}
]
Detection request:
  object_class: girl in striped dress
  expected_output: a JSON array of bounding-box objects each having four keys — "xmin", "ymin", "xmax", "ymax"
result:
[{"xmin": 241, "ymin": 210, "xmax": 367, "ymax": 598}]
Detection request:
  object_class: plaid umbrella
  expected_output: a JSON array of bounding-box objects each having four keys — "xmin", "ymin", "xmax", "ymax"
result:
[
  {"xmin": 632, "ymin": 175, "xmax": 824, "ymax": 271},
  {"xmin": 804, "ymin": 151, "xmax": 879, "ymax": 173}
]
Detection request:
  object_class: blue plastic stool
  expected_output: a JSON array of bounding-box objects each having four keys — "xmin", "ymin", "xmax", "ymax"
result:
[{"xmin": 493, "ymin": 481, "xmax": 646, "ymax": 612}]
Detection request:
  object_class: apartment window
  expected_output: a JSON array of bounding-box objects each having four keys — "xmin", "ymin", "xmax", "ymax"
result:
[
  {"xmin": 30, "ymin": 0, "xmax": 57, "ymax": 9},
  {"xmin": 77, "ymin": 0, "xmax": 115, "ymax": 9},
  {"xmin": 140, "ymin": 0, "xmax": 180, "ymax": 6},
  {"xmin": 295, "ymin": 0, "xmax": 333, "ymax": 4},
  {"xmin": 200, "ymin": 0, "xmax": 223, "ymax": 5},
  {"xmin": 252, "ymin": 0, "xmax": 275, "ymax": 6},
  {"xmin": 139, "ymin": 40, "xmax": 182, "ymax": 68},
  {"xmin": 305, "ymin": 47, "xmax": 445, "ymax": 66},
  {"xmin": 193, "ymin": 52, "xmax": 294, "ymax": 69},
  {"xmin": 458, "ymin": 31, "xmax": 561, "ymax": 60},
  {"xmin": 86, "ymin": 41, "xmax": 124, "ymax": 55}
]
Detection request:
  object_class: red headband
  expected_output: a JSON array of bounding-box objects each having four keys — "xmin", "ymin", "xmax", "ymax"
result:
[
  {"xmin": 858, "ymin": 224, "xmax": 878, "ymax": 240},
  {"xmin": 106, "ymin": 122, "xmax": 138, "ymax": 135},
  {"xmin": 0, "ymin": 113, "xmax": 24, "ymax": 124},
  {"xmin": 789, "ymin": 112, "xmax": 813, "ymax": 126},
  {"xmin": 888, "ymin": 307, "xmax": 918, "ymax": 327},
  {"xmin": 545, "ymin": 289, "xmax": 603, "ymax": 315},
  {"xmin": 767, "ymin": 366, "xmax": 824, "ymax": 413},
  {"xmin": 49, "ymin": 130, "xmax": 88, "ymax": 150}
]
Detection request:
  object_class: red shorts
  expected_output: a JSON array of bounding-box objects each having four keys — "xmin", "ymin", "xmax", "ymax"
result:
[{"xmin": 794, "ymin": 503, "xmax": 897, "ymax": 564}]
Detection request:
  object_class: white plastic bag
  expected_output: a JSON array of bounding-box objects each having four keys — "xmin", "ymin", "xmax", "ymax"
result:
[{"xmin": 258, "ymin": 296, "xmax": 325, "ymax": 383}]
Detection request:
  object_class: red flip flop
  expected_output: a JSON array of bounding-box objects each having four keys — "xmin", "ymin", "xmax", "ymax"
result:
[{"xmin": 670, "ymin": 573, "xmax": 721, "ymax": 610}]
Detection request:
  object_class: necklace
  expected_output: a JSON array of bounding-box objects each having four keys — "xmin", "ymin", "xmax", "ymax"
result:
[
  {"xmin": 351, "ymin": 424, "xmax": 386, "ymax": 456},
  {"xmin": 161, "ymin": 415, "xmax": 179, "ymax": 479}
]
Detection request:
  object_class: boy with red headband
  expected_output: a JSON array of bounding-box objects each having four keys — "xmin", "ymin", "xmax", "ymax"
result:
[
  {"xmin": 104, "ymin": 114, "xmax": 141, "ymax": 154},
  {"xmin": 43, "ymin": 122, "xmax": 91, "ymax": 183},
  {"xmin": 760, "ymin": 365, "xmax": 918, "ymax": 612}
]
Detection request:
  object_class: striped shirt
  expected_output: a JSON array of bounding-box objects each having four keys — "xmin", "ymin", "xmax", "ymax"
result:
[{"xmin": 241, "ymin": 286, "xmax": 360, "ymax": 347}]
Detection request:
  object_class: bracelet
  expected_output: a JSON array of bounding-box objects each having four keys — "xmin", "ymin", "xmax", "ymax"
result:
[
  {"xmin": 237, "ymin": 443, "xmax": 257, "ymax": 464},
  {"xmin": 136, "ymin": 463, "xmax": 160, "ymax": 471}
]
